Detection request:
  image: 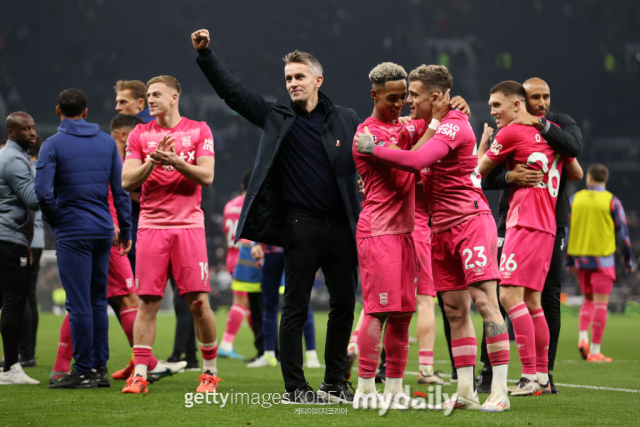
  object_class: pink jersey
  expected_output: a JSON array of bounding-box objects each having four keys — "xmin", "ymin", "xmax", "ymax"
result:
[
  {"xmin": 486, "ymin": 123, "xmax": 572, "ymax": 235},
  {"xmin": 353, "ymin": 117, "xmax": 426, "ymax": 238},
  {"xmin": 414, "ymin": 184, "xmax": 431, "ymax": 242},
  {"xmin": 125, "ymin": 117, "xmax": 215, "ymax": 229},
  {"xmin": 421, "ymin": 110, "xmax": 491, "ymax": 232},
  {"xmin": 223, "ymin": 194, "xmax": 244, "ymax": 274}
]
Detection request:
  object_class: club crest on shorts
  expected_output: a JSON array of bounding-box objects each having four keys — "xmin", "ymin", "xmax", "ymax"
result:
[
  {"xmin": 126, "ymin": 278, "xmax": 133, "ymax": 289},
  {"xmin": 379, "ymin": 292, "xmax": 388, "ymax": 305}
]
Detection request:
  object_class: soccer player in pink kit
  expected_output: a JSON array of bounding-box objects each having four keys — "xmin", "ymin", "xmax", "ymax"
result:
[
  {"xmin": 477, "ymin": 81, "xmax": 583, "ymax": 396},
  {"xmin": 356, "ymin": 65, "xmax": 510, "ymax": 412},
  {"xmin": 352, "ymin": 62, "xmax": 423, "ymax": 409},
  {"xmin": 121, "ymin": 75, "xmax": 219, "ymax": 394},
  {"xmin": 219, "ymin": 173, "xmax": 252, "ymax": 358}
]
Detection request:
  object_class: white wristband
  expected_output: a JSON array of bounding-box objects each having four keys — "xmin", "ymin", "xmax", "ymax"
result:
[{"xmin": 428, "ymin": 118, "xmax": 441, "ymax": 131}]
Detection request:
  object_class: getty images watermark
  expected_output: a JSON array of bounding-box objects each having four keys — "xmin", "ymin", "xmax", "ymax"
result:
[{"xmin": 184, "ymin": 385, "xmax": 454, "ymax": 416}]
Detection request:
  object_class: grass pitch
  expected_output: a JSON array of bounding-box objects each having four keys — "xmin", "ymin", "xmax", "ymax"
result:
[{"xmin": 1, "ymin": 308, "xmax": 639, "ymax": 426}]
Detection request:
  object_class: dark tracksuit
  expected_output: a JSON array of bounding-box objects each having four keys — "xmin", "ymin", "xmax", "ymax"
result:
[{"xmin": 35, "ymin": 118, "xmax": 132, "ymax": 375}]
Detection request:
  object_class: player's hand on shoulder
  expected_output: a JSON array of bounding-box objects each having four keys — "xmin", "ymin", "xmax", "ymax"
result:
[
  {"xmin": 480, "ymin": 123, "xmax": 494, "ymax": 150},
  {"xmin": 508, "ymin": 164, "xmax": 543, "ymax": 187},
  {"xmin": 511, "ymin": 112, "xmax": 542, "ymax": 129},
  {"xmin": 450, "ymin": 95, "xmax": 471, "ymax": 119},
  {"xmin": 191, "ymin": 29, "xmax": 210, "ymax": 50},
  {"xmin": 397, "ymin": 116, "xmax": 412, "ymax": 125},
  {"xmin": 357, "ymin": 178, "xmax": 364, "ymax": 195},
  {"xmin": 431, "ymin": 89, "xmax": 451, "ymax": 122},
  {"xmin": 355, "ymin": 126, "xmax": 376, "ymax": 155}
]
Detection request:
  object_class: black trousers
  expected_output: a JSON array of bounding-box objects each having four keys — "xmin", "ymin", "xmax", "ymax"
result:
[
  {"xmin": 19, "ymin": 248, "xmax": 42, "ymax": 360},
  {"xmin": 436, "ymin": 293, "xmax": 455, "ymax": 373},
  {"xmin": 0, "ymin": 241, "xmax": 30, "ymax": 370},
  {"xmin": 541, "ymin": 229, "xmax": 564, "ymax": 372},
  {"xmin": 170, "ymin": 276, "xmax": 197, "ymax": 358},
  {"xmin": 280, "ymin": 213, "xmax": 357, "ymax": 391},
  {"xmin": 248, "ymin": 291, "xmax": 264, "ymax": 356}
]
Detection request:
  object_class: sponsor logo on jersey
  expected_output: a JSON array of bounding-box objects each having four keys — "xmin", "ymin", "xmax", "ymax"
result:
[
  {"xmin": 182, "ymin": 136, "xmax": 192, "ymax": 147},
  {"xmin": 203, "ymin": 138, "xmax": 214, "ymax": 152},
  {"xmin": 178, "ymin": 150, "xmax": 196, "ymax": 163},
  {"xmin": 490, "ymin": 141, "xmax": 502, "ymax": 155},
  {"xmin": 147, "ymin": 141, "xmax": 158, "ymax": 148},
  {"xmin": 436, "ymin": 123, "xmax": 460, "ymax": 139},
  {"xmin": 379, "ymin": 292, "xmax": 388, "ymax": 305}
]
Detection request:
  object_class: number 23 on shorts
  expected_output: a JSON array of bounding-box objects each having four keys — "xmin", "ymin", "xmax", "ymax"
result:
[{"xmin": 463, "ymin": 246, "xmax": 487, "ymax": 270}]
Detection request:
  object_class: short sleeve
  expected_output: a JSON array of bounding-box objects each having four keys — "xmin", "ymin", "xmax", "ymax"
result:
[
  {"xmin": 124, "ymin": 125, "xmax": 143, "ymax": 161},
  {"xmin": 196, "ymin": 123, "xmax": 215, "ymax": 158},
  {"xmin": 485, "ymin": 126, "xmax": 516, "ymax": 164},
  {"xmin": 430, "ymin": 114, "xmax": 469, "ymax": 151}
]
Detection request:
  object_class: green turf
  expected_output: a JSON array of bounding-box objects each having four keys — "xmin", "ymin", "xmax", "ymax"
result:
[{"xmin": 1, "ymin": 307, "xmax": 639, "ymax": 426}]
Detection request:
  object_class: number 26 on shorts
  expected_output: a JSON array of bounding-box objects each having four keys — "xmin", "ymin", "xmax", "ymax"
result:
[
  {"xmin": 463, "ymin": 246, "xmax": 487, "ymax": 270},
  {"xmin": 500, "ymin": 253, "xmax": 518, "ymax": 272}
]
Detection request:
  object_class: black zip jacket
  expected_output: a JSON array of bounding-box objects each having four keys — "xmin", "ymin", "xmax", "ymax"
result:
[
  {"xmin": 482, "ymin": 111, "xmax": 583, "ymax": 236},
  {"xmin": 196, "ymin": 49, "xmax": 362, "ymax": 246}
]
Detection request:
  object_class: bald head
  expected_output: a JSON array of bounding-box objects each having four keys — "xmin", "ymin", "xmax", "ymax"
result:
[
  {"xmin": 5, "ymin": 112, "xmax": 36, "ymax": 149},
  {"xmin": 6, "ymin": 112, "xmax": 33, "ymax": 132},
  {"xmin": 523, "ymin": 77, "xmax": 551, "ymax": 117}
]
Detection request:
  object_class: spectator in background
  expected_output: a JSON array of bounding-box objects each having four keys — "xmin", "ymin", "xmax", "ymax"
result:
[
  {"xmin": 18, "ymin": 133, "xmax": 44, "ymax": 368},
  {"xmin": 0, "ymin": 112, "xmax": 40, "ymax": 385},
  {"xmin": 37, "ymin": 89, "xmax": 132, "ymax": 389}
]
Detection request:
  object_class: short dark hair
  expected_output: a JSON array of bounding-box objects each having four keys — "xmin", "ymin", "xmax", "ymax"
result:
[
  {"xmin": 58, "ymin": 88, "xmax": 88, "ymax": 117},
  {"xmin": 408, "ymin": 65, "xmax": 453, "ymax": 93},
  {"xmin": 587, "ymin": 164, "xmax": 609, "ymax": 183},
  {"xmin": 490, "ymin": 81, "xmax": 526, "ymax": 100},
  {"xmin": 242, "ymin": 169, "xmax": 253, "ymax": 191},
  {"xmin": 110, "ymin": 114, "xmax": 145, "ymax": 133}
]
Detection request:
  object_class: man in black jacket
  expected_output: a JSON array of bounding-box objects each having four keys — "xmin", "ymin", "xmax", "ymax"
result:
[
  {"xmin": 478, "ymin": 78, "xmax": 582, "ymax": 394},
  {"xmin": 192, "ymin": 29, "xmax": 361, "ymax": 404}
]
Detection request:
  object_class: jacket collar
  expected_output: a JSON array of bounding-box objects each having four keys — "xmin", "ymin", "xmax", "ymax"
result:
[
  {"xmin": 276, "ymin": 91, "xmax": 335, "ymax": 114},
  {"xmin": 5, "ymin": 140, "xmax": 30, "ymax": 159}
]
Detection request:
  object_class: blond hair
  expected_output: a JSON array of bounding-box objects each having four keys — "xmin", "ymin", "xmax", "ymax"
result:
[
  {"xmin": 369, "ymin": 62, "xmax": 407, "ymax": 86},
  {"xmin": 408, "ymin": 64, "xmax": 453, "ymax": 93},
  {"xmin": 282, "ymin": 50, "xmax": 323, "ymax": 77},
  {"xmin": 146, "ymin": 75, "xmax": 181, "ymax": 94}
]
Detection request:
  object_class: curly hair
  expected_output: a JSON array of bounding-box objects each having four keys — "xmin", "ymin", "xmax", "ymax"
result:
[{"xmin": 368, "ymin": 62, "xmax": 407, "ymax": 86}]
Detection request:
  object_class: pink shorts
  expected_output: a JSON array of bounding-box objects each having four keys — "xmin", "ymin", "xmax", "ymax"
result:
[
  {"xmin": 107, "ymin": 245, "xmax": 135, "ymax": 298},
  {"xmin": 499, "ymin": 227, "xmax": 555, "ymax": 291},
  {"xmin": 414, "ymin": 238, "xmax": 435, "ymax": 297},
  {"xmin": 358, "ymin": 233, "xmax": 417, "ymax": 314},
  {"xmin": 578, "ymin": 267, "xmax": 616, "ymax": 295},
  {"xmin": 135, "ymin": 228, "xmax": 211, "ymax": 297},
  {"xmin": 431, "ymin": 213, "xmax": 500, "ymax": 292}
]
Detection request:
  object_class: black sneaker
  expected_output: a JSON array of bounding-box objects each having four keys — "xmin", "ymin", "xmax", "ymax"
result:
[
  {"xmin": 477, "ymin": 367, "xmax": 492, "ymax": 394},
  {"xmin": 19, "ymin": 357, "xmax": 37, "ymax": 368},
  {"xmin": 549, "ymin": 374, "xmax": 559, "ymax": 394},
  {"xmin": 317, "ymin": 380, "xmax": 354, "ymax": 403},
  {"xmin": 282, "ymin": 384, "xmax": 327, "ymax": 404},
  {"xmin": 48, "ymin": 371, "xmax": 97, "ymax": 389},
  {"xmin": 92, "ymin": 367, "xmax": 111, "ymax": 388},
  {"xmin": 375, "ymin": 362, "xmax": 386, "ymax": 384},
  {"xmin": 183, "ymin": 358, "xmax": 200, "ymax": 372},
  {"xmin": 167, "ymin": 355, "xmax": 181, "ymax": 364}
]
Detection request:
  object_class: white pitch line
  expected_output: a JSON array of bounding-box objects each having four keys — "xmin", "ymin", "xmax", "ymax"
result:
[{"xmin": 402, "ymin": 370, "xmax": 640, "ymax": 393}]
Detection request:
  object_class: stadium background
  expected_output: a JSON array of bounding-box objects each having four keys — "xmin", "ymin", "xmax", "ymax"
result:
[{"xmin": 1, "ymin": 0, "xmax": 639, "ymax": 312}]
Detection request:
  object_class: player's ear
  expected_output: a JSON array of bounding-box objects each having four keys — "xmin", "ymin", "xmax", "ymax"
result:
[
  {"xmin": 315, "ymin": 74, "xmax": 324, "ymax": 89},
  {"xmin": 371, "ymin": 89, "xmax": 377, "ymax": 100}
]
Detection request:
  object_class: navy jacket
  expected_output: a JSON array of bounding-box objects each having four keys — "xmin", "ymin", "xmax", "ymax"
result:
[
  {"xmin": 35, "ymin": 118, "xmax": 132, "ymax": 241},
  {"xmin": 196, "ymin": 49, "xmax": 362, "ymax": 246}
]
